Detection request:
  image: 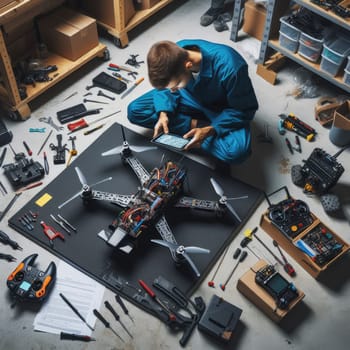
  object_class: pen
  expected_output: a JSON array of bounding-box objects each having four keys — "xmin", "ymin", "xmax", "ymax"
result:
[
  {"xmin": 59, "ymin": 293, "xmax": 95, "ymax": 331},
  {"xmin": 60, "ymin": 332, "xmax": 95, "ymax": 342}
]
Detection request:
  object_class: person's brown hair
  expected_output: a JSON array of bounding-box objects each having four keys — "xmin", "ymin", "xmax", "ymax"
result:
[{"xmin": 147, "ymin": 41, "xmax": 189, "ymax": 88}]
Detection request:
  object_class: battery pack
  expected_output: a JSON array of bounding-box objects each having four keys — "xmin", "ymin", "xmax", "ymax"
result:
[{"xmin": 198, "ymin": 294, "xmax": 242, "ymax": 342}]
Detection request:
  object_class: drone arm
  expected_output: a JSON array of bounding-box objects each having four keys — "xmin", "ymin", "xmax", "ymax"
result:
[
  {"xmin": 126, "ymin": 155, "xmax": 150, "ymax": 185},
  {"xmin": 155, "ymin": 216, "xmax": 178, "ymax": 261},
  {"xmin": 91, "ymin": 191, "xmax": 132, "ymax": 207},
  {"xmin": 175, "ymin": 196, "xmax": 219, "ymax": 212}
]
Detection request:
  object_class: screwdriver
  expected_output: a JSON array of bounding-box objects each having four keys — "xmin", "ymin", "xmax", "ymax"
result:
[
  {"xmin": 67, "ymin": 110, "xmax": 120, "ymax": 133},
  {"xmin": 240, "ymin": 237, "xmax": 261, "ymax": 260},
  {"xmin": 60, "ymin": 332, "xmax": 96, "ymax": 342},
  {"xmin": 220, "ymin": 249, "xmax": 248, "ymax": 291},
  {"xmin": 104, "ymin": 301, "xmax": 133, "ymax": 338},
  {"xmin": 83, "ymin": 123, "xmax": 105, "ymax": 136},
  {"xmin": 248, "ymin": 227, "xmax": 295, "ymax": 277},
  {"xmin": 0, "ymin": 230, "xmax": 22, "ymax": 250},
  {"xmin": 121, "ymin": 77, "xmax": 144, "ymax": 99},
  {"xmin": 115, "ymin": 294, "xmax": 135, "ymax": 324},
  {"xmin": 273, "ymin": 240, "xmax": 296, "ymax": 277},
  {"xmin": 23, "ymin": 141, "xmax": 32, "ymax": 156},
  {"xmin": 93, "ymin": 309, "xmax": 124, "ymax": 343},
  {"xmin": 139, "ymin": 279, "xmax": 176, "ymax": 321}
]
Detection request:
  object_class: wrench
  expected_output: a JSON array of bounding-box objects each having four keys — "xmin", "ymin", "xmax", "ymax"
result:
[
  {"xmin": 39, "ymin": 116, "xmax": 64, "ymax": 131},
  {"xmin": 29, "ymin": 128, "xmax": 46, "ymax": 133}
]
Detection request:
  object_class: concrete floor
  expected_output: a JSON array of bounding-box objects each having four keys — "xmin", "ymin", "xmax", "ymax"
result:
[{"xmin": 1, "ymin": 0, "xmax": 350, "ymax": 349}]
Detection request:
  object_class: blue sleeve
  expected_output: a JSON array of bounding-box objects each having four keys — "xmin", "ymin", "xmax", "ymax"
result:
[
  {"xmin": 211, "ymin": 65, "xmax": 258, "ymax": 137},
  {"xmin": 152, "ymin": 89, "xmax": 180, "ymax": 116}
]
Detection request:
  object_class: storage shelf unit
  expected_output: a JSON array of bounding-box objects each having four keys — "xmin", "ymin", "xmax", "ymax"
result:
[
  {"xmin": 258, "ymin": 0, "xmax": 350, "ymax": 93},
  {"xmin": 82, "ymin": 0, "xmax": 177, "ymax": 48},
  {"xmin": 0, "ymin": 0, "xmax": 108, "ymax": 120}
]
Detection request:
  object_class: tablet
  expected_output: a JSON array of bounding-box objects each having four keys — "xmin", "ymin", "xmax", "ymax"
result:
[{"xmin": 151, "ymin": 133, "xmax": 190, "ymax": 151}]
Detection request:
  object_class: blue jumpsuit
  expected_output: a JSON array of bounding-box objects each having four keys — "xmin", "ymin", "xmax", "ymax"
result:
[{"xmin": 127, "ymin": 39, "xmax": 258, "ymax": 163}]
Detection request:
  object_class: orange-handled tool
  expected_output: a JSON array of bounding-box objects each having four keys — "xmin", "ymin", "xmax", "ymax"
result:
[{"xmin": 121, "ymin": 77, "xmax": 144, "ymax": 99}]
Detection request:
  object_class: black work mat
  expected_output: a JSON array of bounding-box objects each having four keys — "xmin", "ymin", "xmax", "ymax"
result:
[{"xmin": 9, "ymin": 123, "xmax": 263, "ymax": 301}]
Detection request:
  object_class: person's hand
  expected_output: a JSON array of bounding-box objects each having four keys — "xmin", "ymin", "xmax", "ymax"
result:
[
  {"xmin": 153, "ymin": 112, "xmax": 169, "ymax": 138},
  {"xmin": 183, "ymin": 126, "xmax": 215, "ymax": 150}
]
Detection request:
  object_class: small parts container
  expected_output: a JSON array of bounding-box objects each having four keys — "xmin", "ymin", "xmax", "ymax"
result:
[
  {"xmin": 298, "ymin": 40, "xmax": 322, "ymax": 62},
  {"xmin": 320, "ymin": 54, "xmax": 342, "ymax": 76},
  {"xmin": 344, "ymin": 69, "xmax": 350, "ymax": 86},
  {"xmin": 346, "ymin": 56, "xmax": 350, "ymax": 72},
  {"xmin": 322, "ymin": 38, "xmax": 350, "ymax": 65},
  {"xmin": 279, "ymin": 31, "xmax": 299, "ymax": 53},
  {"xmin": 300, "ymin": 31, "xmax": 324, "ymax": 50},
  {"xmin": 280, "ymin": 16, "xmax": 301, "ymax": 41}
]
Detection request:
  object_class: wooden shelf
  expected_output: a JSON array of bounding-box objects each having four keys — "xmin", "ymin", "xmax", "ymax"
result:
[
  {"xmin": 0, "ymin": 0, "xmax": 108, "ymax": 120},
  {"xmin": 82, "ymin": 0, "xmax": 177, "ymax": 48},
  {"xmin": 23, "ymin": 44, "xmax": 107, "ymax": 103}
]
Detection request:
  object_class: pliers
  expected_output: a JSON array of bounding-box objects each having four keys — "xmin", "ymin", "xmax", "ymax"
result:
[{"xmin": 0, "ymin": 253, "xmax": 16, "ymax": 262}]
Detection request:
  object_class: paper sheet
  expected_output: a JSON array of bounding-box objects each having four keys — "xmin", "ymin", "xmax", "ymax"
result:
[{"xmin": 33, "ymin": 260, "xmax": 105, "ymax": 336}]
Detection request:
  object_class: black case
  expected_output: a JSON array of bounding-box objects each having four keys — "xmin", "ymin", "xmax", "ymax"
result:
[
  {"xmin": 198, "ymin": 294, "xmax": 242, "ymax": 343},
  {"xmin": 92, "ymin": 72, "xmax": 127, "ymax": 94}
]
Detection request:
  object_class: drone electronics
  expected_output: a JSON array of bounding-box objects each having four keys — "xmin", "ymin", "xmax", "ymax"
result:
[
  {"xmin": 58, "ymin": 125, "xmax": 248, "ymax": 277},
  {"xmin": 7, "ymin": 253, "xmax": 56, "ymax": 303},
  {"xmin": 291, "ymin": 147, "xmax": 345, "ymax": 195},
  {"xmin": 254, "ymin": 264, "xmax": 299, "ymax": 310},
  {"xmin": 265, "ymin": 186, "xmax": 314, "ymax": 239}
]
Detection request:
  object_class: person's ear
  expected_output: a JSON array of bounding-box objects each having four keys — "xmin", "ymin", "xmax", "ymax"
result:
[{"xmin": 185, "ymin": 60, "xmax": 193, "ymax": 70}]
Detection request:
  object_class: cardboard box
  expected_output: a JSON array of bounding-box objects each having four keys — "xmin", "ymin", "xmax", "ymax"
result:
[
  {"xmin": 136, "ymin": 0, "xmax": 160, "ymax": 10},
  {"xmin": 237, "ymin": 260, "xmax": 305, "ymax": 322},
  {"xmin": 81, "ymin": 0, "xmax": 136, "ymax": 28},
  {"xmin": 38, "ymin": 7, "xmax": 98, "ymax": 61},
  {"xmin": 242, "ymin": 0, "xmax": 266, "ymax": 41},
  {"xmin": 333, "ymin": 100, "xmax": 350, "ymax": 130}
]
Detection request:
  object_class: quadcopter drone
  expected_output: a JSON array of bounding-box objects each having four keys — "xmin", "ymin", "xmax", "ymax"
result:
[{"xmin": 59, "ymin": 126, "xmax": 248, "ymax": 277}]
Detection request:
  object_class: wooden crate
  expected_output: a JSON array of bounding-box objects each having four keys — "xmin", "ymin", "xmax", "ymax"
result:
[{"xmin": 260, "ymin": 211, "xmax": 350, "ymax": 279}]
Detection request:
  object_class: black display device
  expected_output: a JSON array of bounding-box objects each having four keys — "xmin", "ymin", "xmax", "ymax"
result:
[
  {"xmin": 198, "ymin": 294, "xmax": 242, "ymax": 343},
  {"xmin": 151, "ymin": 133, "xmax": 191, "ymax": 151},
  {"xmin": 255, "ymin": 264, "xmax": 298, "ymax": 310},
  {"xmin": 7, "ymin": 253, "xmax": 56, "ymax": 302}
]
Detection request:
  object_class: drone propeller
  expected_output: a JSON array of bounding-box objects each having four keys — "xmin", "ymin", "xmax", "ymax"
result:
[
  {"xmin": 58, "ymin": 167, "xmax": 112, "ymax": 209},
  {"xmin": 210, "ymin": 177, "xmax": 248, "ymax": 223},
  {"xmin": 102, "ymin": 124, "xmax": 156, "ymax": 156},
  {"xmin": 75, "ymin": 166, "xmax": 88, "ymax": 186},
  {"xmin": 101, "ymin": 144, "xmax": 156, "ymax": 156},
  {"xmin": 151, "ymin": 239, "xmax": 210, "ymax": 277}
]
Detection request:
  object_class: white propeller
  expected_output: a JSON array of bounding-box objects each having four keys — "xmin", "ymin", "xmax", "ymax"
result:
[
  {"xmin": 151, "ymin": 239, "xmax": 210, "ymax": 277},
  {"xmin": 58, "ymin": 167, "xmax": 112, "ymax": 209},
  {"xmin": 210, "ymin": 177, "xmax": 248, "ymax": 223}
]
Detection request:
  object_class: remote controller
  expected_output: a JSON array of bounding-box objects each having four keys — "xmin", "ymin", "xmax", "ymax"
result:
[{"xmin": 7, "ymin": 253, "xmax": 56, "ymax": 302}]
